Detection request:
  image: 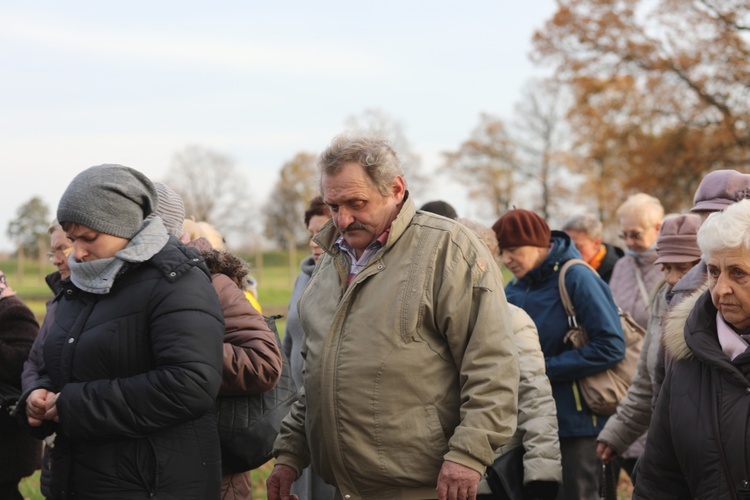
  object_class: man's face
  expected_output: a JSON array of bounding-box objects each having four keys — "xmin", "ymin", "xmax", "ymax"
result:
[
  {"xmin": 618, "ymin": 214, "xmax": 661, "ymax": 252},
  {"xmin": 66, "ymin": 224, "xmax": 129, "ymax": 262},
  {"xmin": 565, "ymin": 230, "xmax": 601, "ymax": 262},
  {"xmin": 49, "ymin": 228, "xmax": 73, "ymax": 280},
  {"xmin": 322, "ymin": 162, "xmax": 405, "ymax": 258}
]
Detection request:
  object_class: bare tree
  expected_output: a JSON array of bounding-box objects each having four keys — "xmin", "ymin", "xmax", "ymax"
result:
[
  {"xmin": 512, "ymin": 78, "xmax": 575, "ymax": 220},
  {"xmin": 345, "ymin": 108, "xmax": 429, "ymax": 195},
  {"xmin": 163, "ymin": 145, "xmax": 254, "ymax": 246},
  {"xmin": 442, "ymin": 113, "xmax": 520, "ymax": 216},
  {"xmin": 263, "ymin": 151, "xmax": 319, "ymax": 248}
]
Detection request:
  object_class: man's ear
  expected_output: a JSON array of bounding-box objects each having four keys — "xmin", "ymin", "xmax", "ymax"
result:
[{"xmin": 392, "ymin": 175, "xmax": 406, "ymax": 202}]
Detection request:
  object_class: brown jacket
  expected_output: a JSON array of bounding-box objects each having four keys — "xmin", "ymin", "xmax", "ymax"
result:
[{"xmin": 211, "ymin": 273, "xmax": 282, "ymax": 396}]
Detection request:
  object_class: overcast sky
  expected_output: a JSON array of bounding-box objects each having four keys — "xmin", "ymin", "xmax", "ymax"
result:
[{"xmin": 1, "ymin": 1, "xmax": 557, "ymax": 252}]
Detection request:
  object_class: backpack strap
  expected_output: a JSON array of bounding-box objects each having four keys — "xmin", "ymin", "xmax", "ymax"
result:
[{"xmin": 558, "ymin": 259, "xmax": 599, "ymax": 330}]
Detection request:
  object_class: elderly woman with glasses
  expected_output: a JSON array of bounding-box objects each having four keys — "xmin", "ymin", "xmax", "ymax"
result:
[
  {"xmin": 607, "ymin": 193, "xmax": 665, "ymax": 477},
  {"xmin": 634, "ymin": 198, "xmax": 750, "ymax": 499}
]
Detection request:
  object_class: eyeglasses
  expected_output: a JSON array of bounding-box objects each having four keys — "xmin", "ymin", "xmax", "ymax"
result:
[
  {"xmin": 618, "ymin": 231, "xmax": 643, "ymax": 241},
  {"xmin": 47, "ymin": 247, "xmax": 73, "ymax": 262}
]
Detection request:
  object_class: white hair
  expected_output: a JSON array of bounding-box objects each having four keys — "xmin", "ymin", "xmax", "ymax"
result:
[{"xmin": 697, "ymin": 198, "xmax": 750, "ymax": 259}]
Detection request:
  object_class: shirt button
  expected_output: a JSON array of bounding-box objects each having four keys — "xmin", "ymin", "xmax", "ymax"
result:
[
  {"xmin": 169, "ymin": 272, "xmax": 177, "ymax": 277},
  {"xmin": 68, "ymin": 338, "xmax": 74, "ymax": 344}
]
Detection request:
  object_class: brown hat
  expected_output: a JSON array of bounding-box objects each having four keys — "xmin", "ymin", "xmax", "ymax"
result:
[
  {"xmin": 492, "ymin": 209, "xmax": 551, "ymax": 249},
  {"xmin": 691, "ymin": 170, "xmax": 750, "ymax": 213},
  {"xmin": 654, "ymin": 214, "xmax": 702, "ymax": 265}
]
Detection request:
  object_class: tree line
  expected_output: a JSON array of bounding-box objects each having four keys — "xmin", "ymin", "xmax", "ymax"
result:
[{"xmin": 9, "ymin": 0, "xmax": 750, "ymax": 255}]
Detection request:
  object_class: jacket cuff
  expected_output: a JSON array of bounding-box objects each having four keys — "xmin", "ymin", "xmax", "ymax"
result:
[
  {"xmin": 273, "ymin": 454, "xmax": 303, "ymax": 478},
  {"xmin": 444, "ymin": 450, "xmax": 486, "ymax": 476}
]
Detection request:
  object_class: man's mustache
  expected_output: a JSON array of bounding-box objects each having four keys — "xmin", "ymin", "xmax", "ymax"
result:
[{"xmin": 340, "ymin": 223, "xmax": 367, "ymax": 233}]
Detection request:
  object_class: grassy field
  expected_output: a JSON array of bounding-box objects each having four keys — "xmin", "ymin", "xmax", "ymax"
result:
[{"xmin": 8, "ymin": 253, "xmax": 634, "ymax": 499}]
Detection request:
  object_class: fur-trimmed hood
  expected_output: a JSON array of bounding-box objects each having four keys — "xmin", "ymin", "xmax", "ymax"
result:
[{"xmin": 662, "ymin": 284, "xmax": 708, "ymax": 361}]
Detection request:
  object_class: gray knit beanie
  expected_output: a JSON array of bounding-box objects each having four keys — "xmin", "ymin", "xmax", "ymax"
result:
[
  {"xmin": 152, "ymin": 182, "xmax": 185, "ymax": 238},
  {"xmin": 57, "ymin": 164, "xmax": 157, "ymax": 239}
]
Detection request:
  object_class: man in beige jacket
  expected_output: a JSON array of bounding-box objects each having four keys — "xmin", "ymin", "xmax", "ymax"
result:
[{"xmin": 267, "ymin": 133, "xmax": 520, "ymax": 500}]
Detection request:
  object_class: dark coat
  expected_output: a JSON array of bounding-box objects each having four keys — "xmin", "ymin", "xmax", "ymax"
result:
[
  {"xmin": 597, "ymin": 243, "xmax": 624, "ymax": 284},
  {"xmin": 505, "ymin": 230, "xmax": 625, "ymax": 437},
  {"xmin": 20, "ymin": 239, "xmax": 225, "ymax": 500},
  {"xmin": 0, "ymin": 294, "xmax": 42, "ymax": 483},
  {"xmin": 635, "ymin": 290, "xmax": 750, "ymax": 500}
]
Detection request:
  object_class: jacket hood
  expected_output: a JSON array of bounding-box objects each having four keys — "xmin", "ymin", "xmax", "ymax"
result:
[
  {"xmin": 519, "ymin": 230, "xmax": 582, "ymax": 284},
  {"xmin": 300, "ymin": 254, "xmax": 316, "ymax": 276}
]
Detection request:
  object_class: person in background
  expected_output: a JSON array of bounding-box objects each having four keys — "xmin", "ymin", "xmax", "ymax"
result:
[
  {"xmin": 460, "ymin": 218, "xmax": 562, "ymax": 500},
  {"xmin": 282, "ymin": 196, "xmax": 335, "ymax": 500},
  {"xmin": 268, "ymin": 133, "xmax": 519, "ymax": 500},
  {"xmin": 634, "ymin": 199, "xmax": 750, "ymax": 499},
  {"xmin": 153, "ymin": 181, "xmax": 283, "ymax": 500},
  {"xmin": 420, "ymin": 200, "xmax": 458, "ymax": 220},
  {"xmin": 596, "ymin": 214, "xmax": 702, "ymax": 475},
  {"xmin": 605, "ymin": 193, "xmax": 664, "ymax": 476},
  {"xmin": 609, "ymin": 193, "xmax": 665, "ymax": 329},
  {"xmin": 0, "ymin": 271, "xmax": 41, "ymax": 500},
  {"xmin": 562, "ymin": 213, "xmax": 624, "ymax": 283},
  {"xmin": 19, "ymin": 164, "xmax": 225, "ymax": 499},
  {"xmin": 493, "ymin": 208, "xmax": 625, "ymax": 500},
  {"xmin": 182, "ymin": 217, "xmax": 263, "ymax": 312},
  {"xmin": 20, "ymin": 220, "xmax": 73, "ymax": 498}
]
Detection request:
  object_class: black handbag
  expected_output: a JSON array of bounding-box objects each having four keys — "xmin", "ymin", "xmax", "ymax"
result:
[
  {"xmin": 216, "ymin": 315, "xmax": 298, "ymax": 472},
  {"xmin": 485, "ymin": 445, "xmax": 525, "ymax": 500}
]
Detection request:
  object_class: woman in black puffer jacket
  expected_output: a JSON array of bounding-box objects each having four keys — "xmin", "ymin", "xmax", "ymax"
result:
[{"xmin": 18, "ymin": 164, "xmax": 225, "ymax": 500}]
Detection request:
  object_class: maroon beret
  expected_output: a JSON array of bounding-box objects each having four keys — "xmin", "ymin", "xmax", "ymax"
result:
[{"xmin": 492, "ymin": 209, "xmax": 551, "ymax": 249}]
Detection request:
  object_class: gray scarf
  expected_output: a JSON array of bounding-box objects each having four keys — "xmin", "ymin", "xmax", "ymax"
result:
[{"xmin": 69, "ymin": 217, "xmax": 170, "ymax": 294}]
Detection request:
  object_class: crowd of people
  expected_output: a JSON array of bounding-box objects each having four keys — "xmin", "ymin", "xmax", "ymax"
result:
[{"xmin": 2, "ymin": 133, "xmax": 750, "ymax": 500}]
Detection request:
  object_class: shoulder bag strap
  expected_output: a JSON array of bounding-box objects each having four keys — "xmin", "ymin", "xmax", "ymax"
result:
[{"xmin": 558, "ymin": 259, "xmax": 599, "ymax": 328}]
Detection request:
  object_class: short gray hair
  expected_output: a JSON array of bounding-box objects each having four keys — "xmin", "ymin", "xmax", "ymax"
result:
[
  {"xmin": 562, "ymin": 213, "xmax": 603, "ymax": 239},
  {"xmin": 459, "ymin": 218, "xmax": 499, "ymax": 259},
  {"xmin": 318, "ymin": 133, "xmax": 404, "ymax": 197},
  {"xmin": 48, "ymin": 219, "xmax": 62, "ymax": 235},
  {"xmin": 698, "ymin": 198, "xmax": 750, "ymax": 259}
]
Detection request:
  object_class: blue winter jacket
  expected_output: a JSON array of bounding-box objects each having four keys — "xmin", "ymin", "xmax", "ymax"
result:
[{"xmin": 505, "ymin": 230, "xmax": 625, "ymax": 437}]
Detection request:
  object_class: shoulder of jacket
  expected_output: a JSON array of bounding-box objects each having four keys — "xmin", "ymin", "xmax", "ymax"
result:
[{"xmin": 663, "ymin": 285, "xmax": 707, "ymax": 360}]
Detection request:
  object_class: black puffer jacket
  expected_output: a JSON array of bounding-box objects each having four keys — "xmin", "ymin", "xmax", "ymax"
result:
[
  {"xmin": 21, "ymin": 239, "xmax": 225, "ymax": 500},
  {"xmin": 634, "ymin": 289, "xmax": 750, "ymax": 500}
]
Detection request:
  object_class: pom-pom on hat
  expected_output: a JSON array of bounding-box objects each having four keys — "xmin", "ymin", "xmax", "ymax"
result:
[
  {"xmin": 57, "ymin": 164, "xmax": 157, "ymax": 240},
  {"xmin": 691, "ymin": 169, "xmax": 750, "ymax": 213},
  {"xmin": 492, "ymin": 209, "xmax": 551, "ymax": 249},
  {"xmin": 654, "ymin": 214, "xmax": 702, "ymax": 265}
]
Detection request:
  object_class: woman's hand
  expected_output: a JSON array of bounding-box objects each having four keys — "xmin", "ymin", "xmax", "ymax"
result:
[{"xmin": 26, "ymin": 388, "xmax": 60, "ymax": 426}]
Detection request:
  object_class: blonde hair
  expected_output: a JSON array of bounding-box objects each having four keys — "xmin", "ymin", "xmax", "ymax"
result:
[
  {"xmin": 182, "ymin": 219, "xmax": 226, "ymax": 250},
  {"xmin": 616, "ymin": 193, "xmax": 664, "ymax": 227}
]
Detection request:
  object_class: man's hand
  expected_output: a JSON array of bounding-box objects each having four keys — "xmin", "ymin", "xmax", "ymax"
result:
[
  {"xmin": 596, "ymin": 441, "xmax": 617, "ymax": 464},
  {"xmin": 26, "ymin": 388, "xmax": 52, "ymax": 427},
  {"xmin": 266, "ymin": 464, "xmax": 299, "ymax": 500},
  {"xmin": 436, "ymin": 460, "xmax": 481, "ymax": 500}
]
